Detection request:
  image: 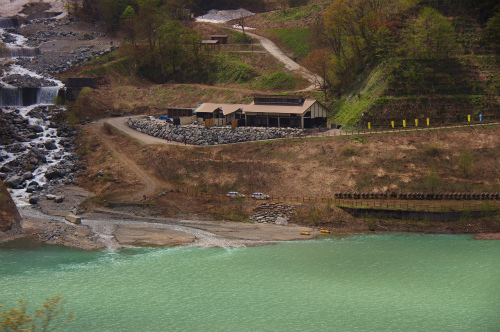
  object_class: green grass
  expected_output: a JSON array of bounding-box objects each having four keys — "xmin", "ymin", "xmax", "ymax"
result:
[
  {"xmin": 210, "ymin": 53, "xmax": 257, "ymax": 84},
  {"xmin": 80, "ymin": 58, "xmax": 134, "ymax": 77},
  {"xmin": 256, "ymin": 71, "xmax": 298, "ymax": 90},
  {"xmin": 263, "ymin": 3, "xmax": 329, "ymax": 23},
  {"xmin": 262, "ymin": 28, "xmax": 311, "ymax": 60},
  {"xmin": 331, "ymin": 62, "xmax": 390, "ymax": 126}
]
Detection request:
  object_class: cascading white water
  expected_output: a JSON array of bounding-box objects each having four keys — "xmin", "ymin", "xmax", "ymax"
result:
[
  {"xmin": 0, "ymin": 86, "xmax": 21, "ymax": 106},
  {"xmin": 0, "ymin": 17, "xmax": 15, "ymax": 29},
  {"xmin": 37, "ymin": 86, "xmax": 60, "ymax": 104},
  {"xmin": 7, "ymin": 46, "xmax": 40, "ymax": 57}
]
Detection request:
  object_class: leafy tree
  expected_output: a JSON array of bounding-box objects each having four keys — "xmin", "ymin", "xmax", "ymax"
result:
[
  {"xmin": 0, "ymin": 295, "xmax": 74, "ymax": 332},
  {"xmin": 301, "ymin": 49, "xmax": 334, "ymax": 98},
  {"xmin": 99, "ymin": 0, "xmax": 131, "ymax": 32},
  {"xmin": 401, "ymin": 7, "xmax": 460, "ymax": 59},
  {"xmin": 120, "ymin": 5, "xmax": 136, "ymax": 21},
  {"xmin": 483, "ymin": 12, "xmax": 500, "ymax": 53}
]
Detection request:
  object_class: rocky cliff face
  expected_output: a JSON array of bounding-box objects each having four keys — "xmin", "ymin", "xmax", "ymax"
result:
[{"xmin": 0, "ymin": 181, "xmax": 21, "ymax": 232}]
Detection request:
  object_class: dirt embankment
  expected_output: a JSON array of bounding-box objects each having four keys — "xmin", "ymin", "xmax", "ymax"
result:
[{"xmin": 0, "ymin": 182, "xmax": 21, "ymax": 237}]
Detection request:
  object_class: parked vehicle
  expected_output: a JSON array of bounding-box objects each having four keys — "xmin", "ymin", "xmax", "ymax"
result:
[
  {"xmin": 146, "ymin": 116, "xmax": 155, "ymax": 121},
  {"xmin": 158, "ymin": 115, "xmax": 173, "ymax": 123},
  {"xmin": 227, "ymin": 191, "xmax": 245, "ymax": 198},
  {"xmin": 251, "ymin": 192, "xmax": 270, "ymax": 200}
]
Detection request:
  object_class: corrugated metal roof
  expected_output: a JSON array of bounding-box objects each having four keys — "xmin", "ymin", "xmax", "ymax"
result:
[
  {"xmin": 244, "ymin": 99, "xmax": 317, "ymax": 114},
  {"xmin": 195, "ymin": 100, "xmax": 322, "ymax": 116},
  {"xmin": 195, "ymin": 103, "xmax": 246, "ymax": 115}
]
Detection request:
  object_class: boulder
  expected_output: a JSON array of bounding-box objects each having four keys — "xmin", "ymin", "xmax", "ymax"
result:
[
  {"xmin": 29, "ymin": 196, "xmax": 40, "ymax": 204},
  {"xmin": 45, "ymin": 167, "xmax": 62, "ymax": 179},
  {"xmin": 65, "ymin": 214, "xmax": 81, "ymax": 224},
  {"xmin": 4, "ymin": 175, "xmax": 23, "ymax": 188},
  {"xmin": 276, "ymin": 217, "xmax": 289, "ymax": 226},
  {"xmin": 44, "ymin": 140, "xmax": 57, "ymax": 150},
  {"xmin": 21, "ymin": 171, "xmax": 33, "ymax": 181}
]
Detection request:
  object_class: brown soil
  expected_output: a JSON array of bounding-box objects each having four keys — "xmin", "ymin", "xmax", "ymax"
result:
[
  {"xmin": 76, "ymin": 123, "xmax": 500, "ymax": 199},
  {"xmin": 0, "ymin": 182, "xmax": 21, "ymax": 234}
]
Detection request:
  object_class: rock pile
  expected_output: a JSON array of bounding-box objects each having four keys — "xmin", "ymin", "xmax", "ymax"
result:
[
  {"xmin": 14, "ymin": 17, "xmax": 117, "ymax": 76},
  {"xmin": 2, "ymin": 74, "xmax": 58, "ymax": 87},
  {"xmin": 17, "ymin": 45, "xmax": 117, "ymax": 76},
  {"xmin": 0, "ymin": 106, "xmax": 80, "ymax": 201},
  {"xmin": 128, "ymin": 118, "xmax": 304, "ymax": 145},
  {"xmin": 249, "ymin": 203, "xmax": 295, "ymax": 224}
]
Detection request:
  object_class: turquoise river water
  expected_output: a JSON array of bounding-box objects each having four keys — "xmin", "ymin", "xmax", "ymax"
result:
[{"xmin": 1, "ymin": 234, "xmax": 499, "ymax": 331}]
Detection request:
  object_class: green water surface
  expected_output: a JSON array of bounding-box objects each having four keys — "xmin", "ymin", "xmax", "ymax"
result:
[{"xmin": 1, "ymin": 234, "xmax": 499, "ymax": 331}]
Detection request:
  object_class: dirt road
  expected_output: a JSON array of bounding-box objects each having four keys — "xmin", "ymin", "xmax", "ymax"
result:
[
  {"xmin": 92, "ymin": 118, "xmax": 175, "ymax": 201},
  {"xmin": 227, "ymin": 26, "xmax": 322, "ymax": 91}
]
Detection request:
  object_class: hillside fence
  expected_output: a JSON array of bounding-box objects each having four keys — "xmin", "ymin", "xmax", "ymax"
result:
[
  {"xmin": 176, "ymin": 187, "xmax": 500, "ymax": 212},
  {"xmin": 294, "ymin": 116, "xmax": 500, "ymax": 139}
]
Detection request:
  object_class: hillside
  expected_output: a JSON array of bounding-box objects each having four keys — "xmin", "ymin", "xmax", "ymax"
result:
[
  {"xmin": 0, "ymin": 182, "xmax": 21, "ymax": 234},
  {"xmin": 77, "ymin": 122, "xmax": 500, "ymax": 201},
  {"xmin": 326, "ymin": 0, "xmax": 500, "ymax": 127}
]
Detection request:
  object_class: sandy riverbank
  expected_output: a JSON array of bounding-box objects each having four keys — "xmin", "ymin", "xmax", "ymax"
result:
[{"xmin": 2, "ymin": 185, "xmax": 319, "ymax": 250}]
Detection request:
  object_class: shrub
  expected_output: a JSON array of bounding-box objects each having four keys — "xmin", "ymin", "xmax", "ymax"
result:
[
  {"xmin": 425, "ymin": 142, "xmax": 441, "ymax": 157},
  {"xmin": 341, "ymin": 145, "xmax": 358, "ymax": 157},
  {"xmin": 261, "ymin": 71, "xmax": 297, "ymax": 90},
  {"xmin": 456, "ymin": 150, "xmax": 474, "ymax": 177}
]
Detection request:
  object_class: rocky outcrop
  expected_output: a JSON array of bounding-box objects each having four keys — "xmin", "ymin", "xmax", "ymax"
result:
[
  {"xmin": 249, "ymin": 203, "xmax": 295, "ymax": 224},
  {"xmin": 0, "ymin": 181, "xmax": 21, "ymax": 232},
  {"xmin": 127, "ymin": 118, "xmax": 305, "ymax": 146}
]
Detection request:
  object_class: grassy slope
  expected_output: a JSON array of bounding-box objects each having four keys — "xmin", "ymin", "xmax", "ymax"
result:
[
  {"xmin": 234, "ymin": 2, "xmax": 330, "ymax": 61},
  {"xmin": 78, "ymin": 122, "xmax": 500, "ymax": 201},
  {"xmin": 330, "ymin": 3, "xmax": 500, "ymax": 127}
]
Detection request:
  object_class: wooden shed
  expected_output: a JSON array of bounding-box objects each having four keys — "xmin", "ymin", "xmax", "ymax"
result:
[{"xmin": 210, "ymin": 35, "xmax": 228, "ymax": 44}]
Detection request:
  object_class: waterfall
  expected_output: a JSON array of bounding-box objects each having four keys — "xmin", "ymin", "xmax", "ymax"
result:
[
  {"xmin": 7, "ymin": 46, "xmax": 41, "ymax": 58},
  {"xmin": 0, "ymin": 17, "xmax": 15, "ymax": 29},
  {"xmin": 0, "ymin": 87, "xmax": 21, "ymax": 106},
  {"xmin": 0, "ymin": 87, "xmax": 59, "ymax": 106},
  {"xmin": 37, "ymin": 86, "xmax": 60, "ymax": 104}
]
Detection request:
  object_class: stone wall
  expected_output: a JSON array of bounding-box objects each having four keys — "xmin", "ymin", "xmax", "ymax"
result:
[
  {"xmin": 249, "ymin": 203, "xmax": 295, "ymax": 224},
  {"xmin": 127, "ymin": 118, "xmax": 305, "ymax": 146}
]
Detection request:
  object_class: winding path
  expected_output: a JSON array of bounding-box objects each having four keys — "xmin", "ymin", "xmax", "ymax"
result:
[
  {"xmin": 91, "ymin": 118, "xmax": 174, "ymax": 201},
  {"xmin": 226, "ymin": 26, "xmax": 322, "ymax": 91}
]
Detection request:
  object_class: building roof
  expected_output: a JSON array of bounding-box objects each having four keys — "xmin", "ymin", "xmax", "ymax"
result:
[
  {"xmin": 244, "ymin": 99, "xmax": 318, "ymax": 115},
  {"xmin": 195, "ymin": 103, "xmax": 246, "ymax": 116}
]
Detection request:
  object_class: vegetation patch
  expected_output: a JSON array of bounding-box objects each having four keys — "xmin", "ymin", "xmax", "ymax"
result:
[
  {"xmin": 262, "ymin": 28, "xmax": 311, "ymax": 60},
  {"xmin": 257, "ymin": 71, "xmax": 298, "ymax": 90}
]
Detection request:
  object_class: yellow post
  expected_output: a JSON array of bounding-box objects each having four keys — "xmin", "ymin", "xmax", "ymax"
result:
[
  {"xmin": 468, "ymin": 114, "xmax": 471, "ymax": 122},
  {"xmin": 368, "ymin": 122, "xmax": 371, "ymax": 130},
  {"xmin": 391, "ymin": 121, "xmax": 394, "ymax": 128},
  {"xmin": 415, "ymin": 119, "xmax": 418, "ymax": 127},
  {"xmin": 427, "ymin": 118, "xmax": 430, "ymax": 126},
  {"xmin": 403, "ymin": 120, "xmax": 406, "ymax": 128}
]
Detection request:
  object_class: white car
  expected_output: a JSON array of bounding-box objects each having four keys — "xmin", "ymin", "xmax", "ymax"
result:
[
  {"xmin": 227, "ymin": 191, "xmax": 245, "ymax": 198},
  {"xmin": 146, "ymin": 116, "xmax": 155, "ymax": 121},
  {"xmin": 251, "ymin": 192, "xmax": 270, "ymax": 200}
]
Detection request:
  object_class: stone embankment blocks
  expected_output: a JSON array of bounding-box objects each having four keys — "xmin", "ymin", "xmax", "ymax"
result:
[
  {"xmin": 127, "ymin": 118, "xmax": 304, "ymax": 146},
  {"xmin": 249, "ymin": 203, "xmax": 295, "ymax": 224}
]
